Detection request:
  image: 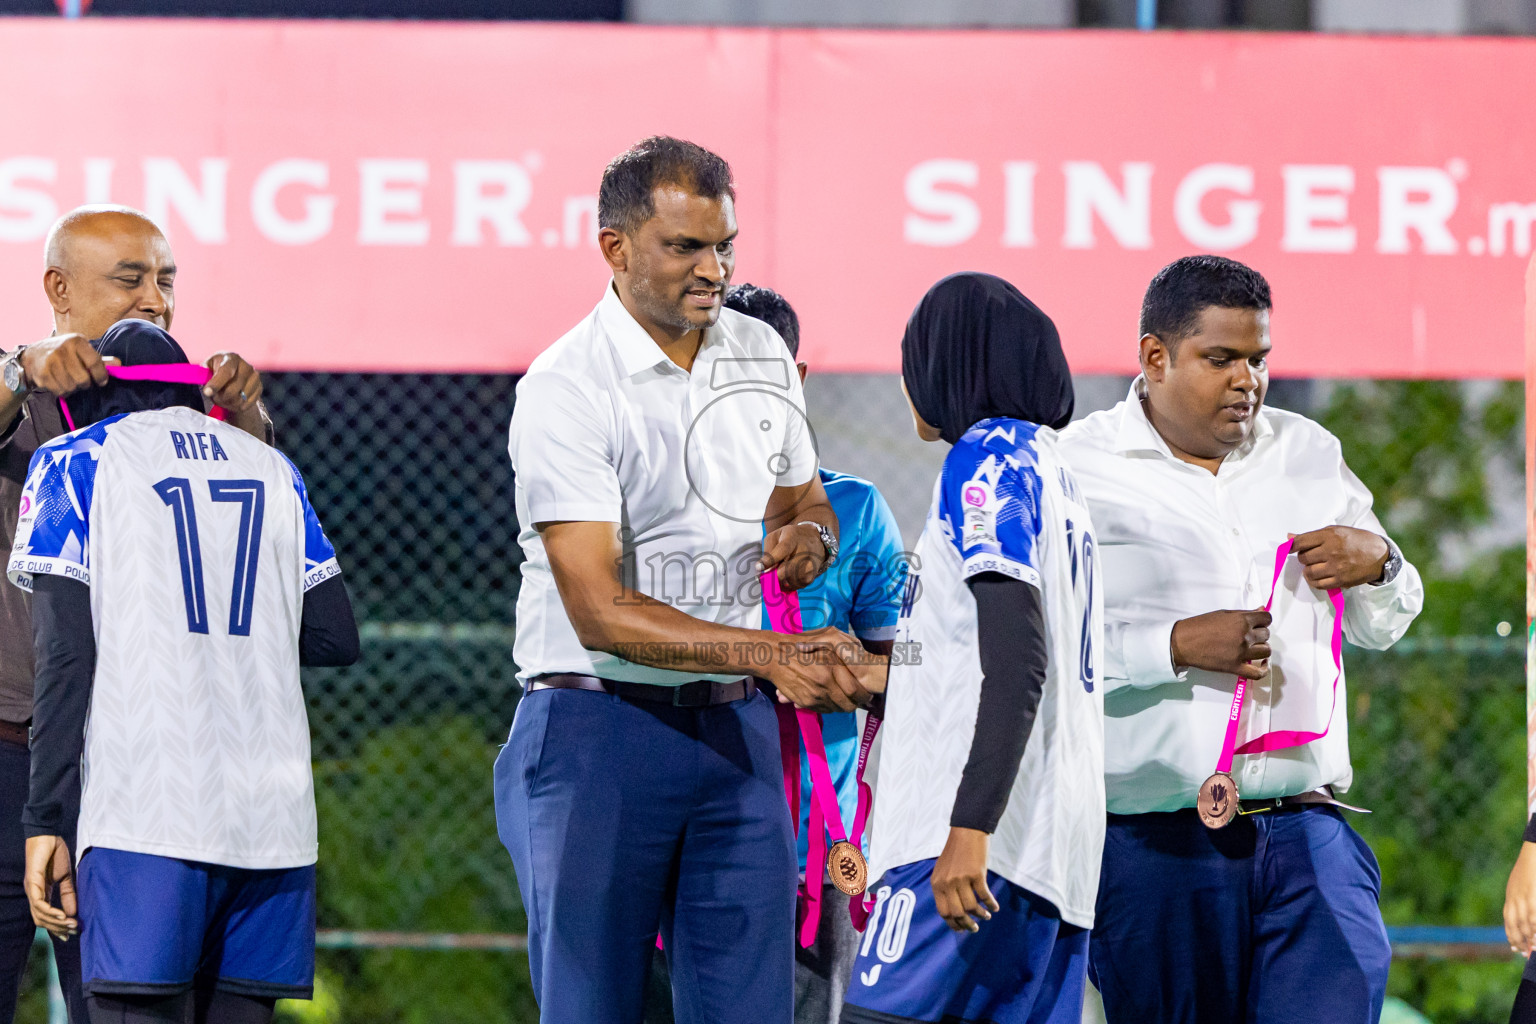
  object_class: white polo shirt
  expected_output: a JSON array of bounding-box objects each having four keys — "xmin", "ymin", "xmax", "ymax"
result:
[
  {"xmin": 508, "ymin": 283, "xmax": 819, "ymax": 686},
  {"xmin": 1057, "ymin": 381, "xmax": 1423, "ymax": 814}
]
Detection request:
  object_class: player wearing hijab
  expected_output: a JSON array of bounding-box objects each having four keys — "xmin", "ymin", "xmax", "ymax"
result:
[
  {"xmin": 840, "ymin": 273, "xmax": 1104, "ymax": 1024},
  {"xmin": 11, "ymin": 320, "xmax": 359, "ymax": 1024}
]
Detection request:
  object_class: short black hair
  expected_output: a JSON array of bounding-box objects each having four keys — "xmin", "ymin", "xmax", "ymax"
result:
[
  {"xmin": 1139, "ymin": 255, "xmax": 1272, "ymax": 348},
  {"xmin": 724, "ymin": 283, "xmax": 800, "ymax": 357},
  {"xmin": 598, "ymin": 136, "xmax": 735, "ymax": 235}
]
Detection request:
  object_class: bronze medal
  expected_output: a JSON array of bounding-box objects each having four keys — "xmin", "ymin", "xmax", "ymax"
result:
[
  {"xmin": 1198, "ymin": 771, "xmax": 1239, "ymax": 830},
  {"xmin": 827, "ymin": 840, "xmax": 868, "ymax": 896}
]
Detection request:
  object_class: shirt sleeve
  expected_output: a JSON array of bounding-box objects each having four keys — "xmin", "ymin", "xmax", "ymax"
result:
[
  {"xmin": 7, "ymin": 434, "xmax": 102, "ymax": 592},
  {"xmin": 1335, "ymin": 457, "xmax": 1423, "ymax": 650},
  {"xmin": 281, "ymin": 453, "xmax": 341, "ymax": 591},
  {"xmin": 846, "ymin": 486, "xmax": 905, "ymax": 643},
  {"xmin": 775, "ymin": 363, "xmax": 819, "ymax": 490},
  {"xmin": 24, "ymin": 574, "xmax": 93, "ymax": 839},
  {"xmin": 1105, "ymin": 618, "xmax": 1188, "ymax": 692},
  {"xmin": 939, "ymin": 439, "xmax": 1043, "ymax": 587},
  {"xmin": 508, "ymin": 371, "xmax": 624, "ymax": 525}
]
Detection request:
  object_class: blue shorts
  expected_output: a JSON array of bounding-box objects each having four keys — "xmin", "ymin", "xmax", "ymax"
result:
[
  {"xmin": 78, "ymin": 848, "xmax": 316, "ymax": 1000},
  {"xmin": 841, "ymin": 859, "xmax": 1088, "ymax": 1024}
]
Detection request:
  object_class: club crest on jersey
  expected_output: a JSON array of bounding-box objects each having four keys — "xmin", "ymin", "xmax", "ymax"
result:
[{"xmin": 960, "ymin": 477, "xmax": 999, "ymax": 550}]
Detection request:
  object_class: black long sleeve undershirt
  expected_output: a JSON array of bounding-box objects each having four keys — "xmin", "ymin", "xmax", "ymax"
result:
[
  {"xmin": 950, "ymin": 572, "xmax": 1048, "ymax": 835},
  {"xmin": 23, "ymin": 573, "xmax": 360, "ymax": 839},
  {"xmin": 301, "ymin": 575, "xmax": 361, "ymax": 668},
  {"xmin": 24, "ymin": 575, "xmax": 93, "ymax": 840}
]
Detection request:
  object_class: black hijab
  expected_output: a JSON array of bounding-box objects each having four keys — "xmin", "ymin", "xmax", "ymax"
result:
[
  {"xmin": 64, "ymin": 319, "xmax": 204, "ymax": 430},
  {"xmin": 900, "ymin": 272, "xmax": 1074, "ymax": 444}
]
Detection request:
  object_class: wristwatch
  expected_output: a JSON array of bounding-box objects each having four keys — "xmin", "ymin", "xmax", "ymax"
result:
[
  {"xmin": 2, "ymin": 348, "xmax": 28, "ymax": 397},
  {"xmin": 797, "ymin": 520, "xmax": 839, "ymax": 570},
  {"xmin": 1371, "ymin": 538, "xmax": 1403, "ymax": 587}
]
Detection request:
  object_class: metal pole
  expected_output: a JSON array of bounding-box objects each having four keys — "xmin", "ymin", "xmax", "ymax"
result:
[
  {"xmin": 45, "ymin": 936, "xmax": 65, "ymax": 1024},
  {"xmin": 1137, "ymin": 0, "xmax": 1157, "ymax": 30},
  {"xmin": 1525, "ymin": 252, "xmax": 1535, "ymax": 817}
]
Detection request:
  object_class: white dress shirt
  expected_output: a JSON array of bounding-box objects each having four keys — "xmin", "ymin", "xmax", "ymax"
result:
[
  {"xmin": 507, "ymin": 283, "xmax": 818, "ymax": 686},
  {"xmin": 1058, "ymin": 381, "xmax": 1423, "ymax": 814}
]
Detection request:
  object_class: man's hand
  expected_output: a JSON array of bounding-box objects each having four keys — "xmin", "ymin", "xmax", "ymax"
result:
[
  {"xmin": 24, "ymin": 835, "xmax": 77, "ymax": 941},
  {"xmin": 1170, "ymin": 608, "xmax": 1272, "ymax": 679},
  {"xmin": 849, "ymin": 652, "xmax": 890, "ymax": 695},
  {"xmin": 18, "ymin": 335, "xmax": 115, "ymax": 396},
  {"xmin": 1290, "ymin": 526, "xmax": 1389, "ymax": 591},
  {"xmin": 1506, "ymin": 842, "xmax": 1536, "ymax": 956},
  {"xmin": 932, "ymin": 827, "xmax": 998, "ymax": 933},
  {"xmin": 768, "ymin": 626, "xmax": 871, "ymax": 712},
  {"xmin": 757, "ymin": 523, "xmax": 828, "ymax": 593},
  {"xmin": 203, "ymin": 353, "xmax": 263, "ymax": 417}
]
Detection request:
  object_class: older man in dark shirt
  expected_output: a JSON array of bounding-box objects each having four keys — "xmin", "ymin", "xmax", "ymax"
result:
[{"xmin": 0, "ymin": 205, "xmax": 267, "ymax": 1024}]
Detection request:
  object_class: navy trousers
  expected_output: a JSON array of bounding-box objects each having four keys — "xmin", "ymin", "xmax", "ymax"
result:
[
  {"xmin": 1090, "ymin": 805, "xmax": 1390, "ymax": 1024},
  {"xmin": 495, "ymin": 687, "xmax": 796, "ymax": 1024},
  {"xmin": 0, "ymin": 737, "xmax": 86, "ymax": 1024}
]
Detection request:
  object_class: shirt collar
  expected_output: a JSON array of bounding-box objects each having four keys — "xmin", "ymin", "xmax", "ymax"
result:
[
  {"xmin": 597, "ymin": 281, "xmax": 719, "ymax": 378},
  {"xmin": 1114, "ymin": 375, "xmax": 1275, "ymax": 461}
]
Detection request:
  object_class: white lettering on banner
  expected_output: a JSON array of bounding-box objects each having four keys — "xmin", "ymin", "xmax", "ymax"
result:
[
  {"xmin": 251, "ymin": 159, "xmax": 336, "ymax": 246},
  {"xmin": 1280, "ymin": 164, "xmax": 1356, "ymax": 253},
  {"xmin": 1489, "ymin": 202, "xmax": 1536, "ymax": 257},
  {"xmin": 451, "ymin": 161, "xmax": 533, "ymax": 247},
  {"xmin": 1377, "ymin": 167, "xmax": 1459, "ymax": 254},
  {"xmin": 1062, "ymin": 161, "xmax": 1153, "ymax": 250},
  {"xmin": 83, "ymin": 159, "xmax": 113, "ymax": 205},
  {"xmin": 0, "ymin": 158, "xmax": 57, "ymax": 243},
  {"xmin": 1174, "ymin": 163, "xmax": 1261, "ymax": 251},
  {"xmin": 562, "ymin": 195, "xmax": 597, "ymax": 248},
  {"xmin": 1001, "ymin": 161, "xmax": 1037, "ymax": 248},
  {"xmin": 903, "ymin": 159, "xmax": 980, "ymax": 247},
  {"xmin": 143, "ymin": 158, "xmax": 229, "ymax": 244},
  {"xmin": 358, "ymin": 159, "xmax": 429, "ymax": 246}
]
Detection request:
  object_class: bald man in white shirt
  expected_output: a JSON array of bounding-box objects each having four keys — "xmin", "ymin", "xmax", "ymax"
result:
[{"xmin": 1058, "ymin": 256, "xmax": 1422, "ymax": 1024}]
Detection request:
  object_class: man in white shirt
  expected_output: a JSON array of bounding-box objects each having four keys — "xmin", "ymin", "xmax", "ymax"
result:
[
  {"xmin": 496, "ymin": 137, "xmax": 870, "ymax": 1024},
  {"xmin": 1058, "ymin": 256, "xmax": 1422, "ymax": 1024}
]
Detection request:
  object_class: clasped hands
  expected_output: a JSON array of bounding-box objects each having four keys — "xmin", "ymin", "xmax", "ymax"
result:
[
  {"xmin": 1171, "ymin": 526, "xmax": 1388, "ymax": 677},
  {"xmin": 754, "ymin": 522, "xmax": 889, "ymax": 712},
  {"xmin": 764, "ymin": 625, "xmax": 888, "ymax": 712}
]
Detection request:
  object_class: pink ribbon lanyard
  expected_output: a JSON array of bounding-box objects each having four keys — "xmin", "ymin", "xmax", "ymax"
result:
[
  {"xmin": 58, "ymin": 363, "xmax": 222, "ymax": 432},
  {"xmin": 762, "ymin": 571, "xmax": 881, "ymax": 945},
  {"xmin": 1214, "ymin": 539, "xmax": 1346, "ymax": 776}
]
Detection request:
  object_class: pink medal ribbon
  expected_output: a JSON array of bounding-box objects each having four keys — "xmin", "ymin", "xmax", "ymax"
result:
[
  {"xmin": 846, "ymin": 711, "xmax": 881, "ymax": 932},
  {"xmin": 1197, "ymin": 538, "xmax": 1345, "ymax": 829},
  {"xmin": 761, "ymin": 570, "xmax": 873, "ymax": 948},
  {"xmin": 58, "ymin": 363, "xmax": 224, "ymax": 432}
]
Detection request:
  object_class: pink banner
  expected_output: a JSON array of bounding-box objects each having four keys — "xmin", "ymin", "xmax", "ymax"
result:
[{"xmin": 0, "ymin": 21, "xmax": 1530, "ymax": 377}]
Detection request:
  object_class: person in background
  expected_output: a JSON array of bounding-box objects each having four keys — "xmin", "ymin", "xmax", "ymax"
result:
[
  {"xmin": 841, "ymin": 272, "xmax": 1104, "ymax": 1024},
  {"xmin": 1503, "ymin": 822, "xmax": 1536, "ymax": 1021},
  {"xmin": 1059, "ymin": 255, "xmax": 1421, "ymax": 1024},
  {"xmin": 0, "ymin": 205, "xmax": 267, "ymax": 1024}
]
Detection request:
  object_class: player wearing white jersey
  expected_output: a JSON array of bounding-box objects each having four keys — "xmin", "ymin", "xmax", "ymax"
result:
[
  {"xmin": 8, "ymin": 321, "xmax": 358, "ymax": 1024},
  {"xmin": 841, "ymin": 274, "xmax": 1104, "ymax": 1024}
]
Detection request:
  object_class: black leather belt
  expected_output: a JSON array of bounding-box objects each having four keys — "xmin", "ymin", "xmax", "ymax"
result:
[
  {"xmin": 531, "ymin": 673, "xmax": 756, "ymax": 708},
  {"xmin": 1239, "ymin": 787, "xmax": 1368, "ymax": 816}
]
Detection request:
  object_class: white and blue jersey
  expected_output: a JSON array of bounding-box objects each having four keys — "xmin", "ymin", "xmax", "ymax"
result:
[
  {"xmin": 8, "ymin": 406, "xmax": 339, "ymax": 870},
  {"xmin": 766, "ymin": 468, "xmax": 904, "ymax": 869},
  {"xmin": 867, "ymin": 418, "xmax": 1104, "ymax": 928}
]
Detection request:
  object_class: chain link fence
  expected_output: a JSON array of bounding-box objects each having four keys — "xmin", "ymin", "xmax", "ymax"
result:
[{"xmin": 12, "ymin": 373, "xmax": 1522, "ymax": 1024}]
